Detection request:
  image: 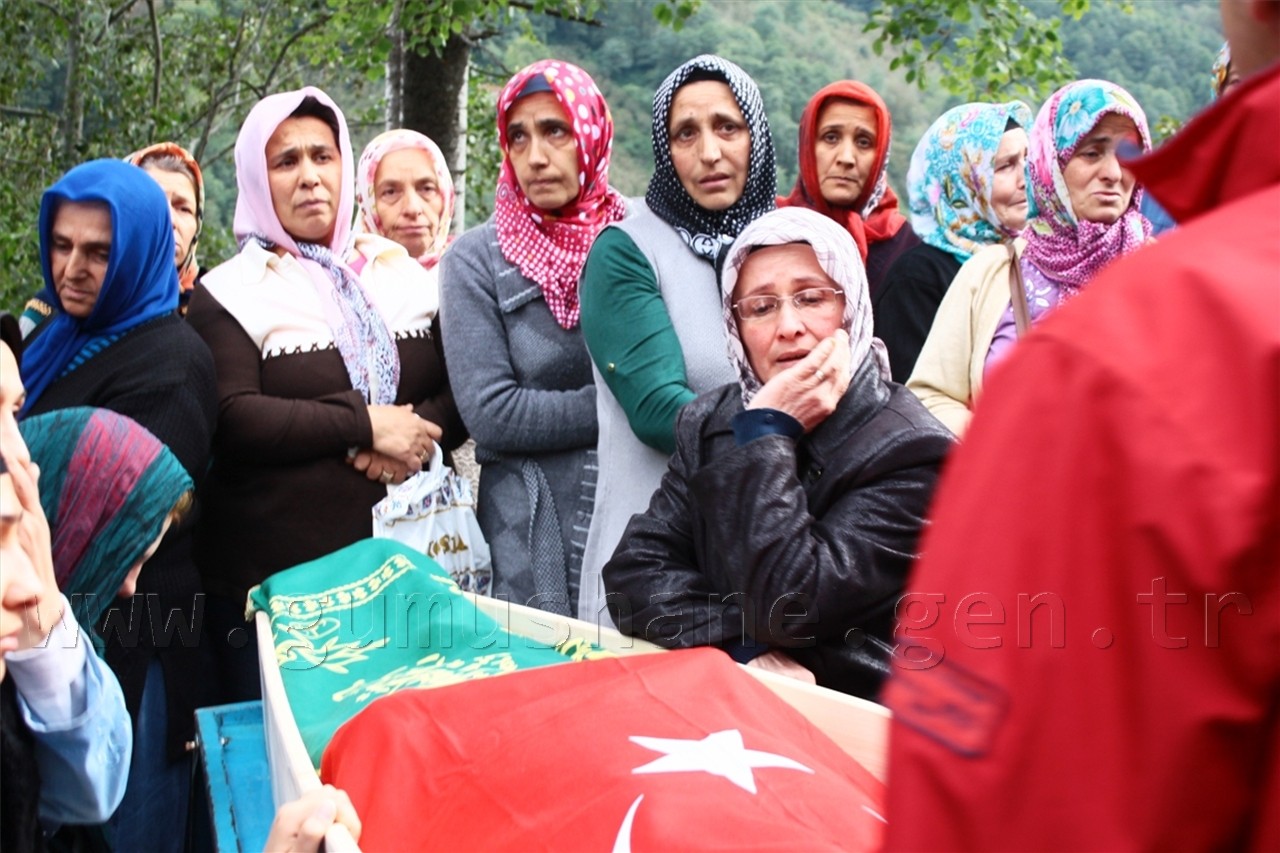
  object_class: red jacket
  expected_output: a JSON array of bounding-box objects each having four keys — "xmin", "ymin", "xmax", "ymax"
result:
[{"xmin": 883, "ymin": 63, "xmax": 1280, "ymax": 851}]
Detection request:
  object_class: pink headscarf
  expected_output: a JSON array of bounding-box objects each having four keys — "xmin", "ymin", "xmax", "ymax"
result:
[
  {"xmin": 232, "ymin": 86, "xmax": 399, "ymax": 404},
  {"xmin": 355, "ymin": 129, "xmax": 456, "ymax": 270},
  {"xmin": 1020, "ymin": 79, "xmax": 1152, "ymax": 292},
  {"xmin": 494, "ymin": 59, "xmax": 628, "ymax": 330}
]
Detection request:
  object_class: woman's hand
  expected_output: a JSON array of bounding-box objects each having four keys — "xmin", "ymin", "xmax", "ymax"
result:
[
  {"xmin": 7, "ymin": 459, "xmax": 64, "ymax": 649},
  {"xmin": 746, "ymin": 650, "xmax": 817, "ymax": 684},
  {"xmin": 348, "ymin": 449, "xmax": 412, "ymax": 486},
  {"xmin": 367, "ymin": 404, "xmax": 442, "ymax": 471},
  {"xmin": 747, "ymin": 330, "xmax": 851, "ymax": 432},
  {"xmin": 263, "ymin": 785, "xmax": 361, "ymax": 853}
]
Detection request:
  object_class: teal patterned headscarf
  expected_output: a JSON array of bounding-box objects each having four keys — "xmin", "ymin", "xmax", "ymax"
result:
[
  {"xmin": 906, "ymin": 101, "xmax": 1034, "ymax": 262},
  {"xmin": 19, "ymin": 407, "xmax": 192, "ymax": 646}
]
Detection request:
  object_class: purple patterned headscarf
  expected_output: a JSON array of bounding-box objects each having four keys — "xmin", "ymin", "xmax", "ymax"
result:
[{"xmin": 1021, "ymin": 79, "xmax": 1152, "ymax": 292}]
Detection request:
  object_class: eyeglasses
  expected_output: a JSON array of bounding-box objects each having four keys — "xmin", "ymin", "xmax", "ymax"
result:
[{"xmin": 732, "ymin": 288, "xmax": 845, "ymax": 323}]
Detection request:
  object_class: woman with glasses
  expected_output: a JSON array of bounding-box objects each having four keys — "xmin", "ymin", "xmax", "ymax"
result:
[{"xmin": 602, "ymin": 207, "xmax": 952, "ymax": 699}]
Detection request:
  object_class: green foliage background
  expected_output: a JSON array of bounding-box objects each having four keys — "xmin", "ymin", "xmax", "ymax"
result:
[{"xmin": 1, "ymin": 0, "xmax": 1225, "ymax": 314}]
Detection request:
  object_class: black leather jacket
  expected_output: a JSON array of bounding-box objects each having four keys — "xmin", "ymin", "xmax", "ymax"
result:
[{"xmin": 604, "ymin": 356, "xmax": 954, "ymax": 699}]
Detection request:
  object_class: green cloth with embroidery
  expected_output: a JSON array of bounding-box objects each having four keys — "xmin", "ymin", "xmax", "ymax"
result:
[{"xmin": 248, "ymin": 538, "xmax": 607, "ymax": 766}]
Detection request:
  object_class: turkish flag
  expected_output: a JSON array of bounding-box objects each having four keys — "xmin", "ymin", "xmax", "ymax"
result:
[{"xmin": 321, "ymin": 648, "xmax": 885, "ymax": 851}]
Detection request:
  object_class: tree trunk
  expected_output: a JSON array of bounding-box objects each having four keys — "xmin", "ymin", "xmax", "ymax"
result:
[{"xmin": 402, "ymin": 33, "xmax": 470, "ymax": 231}]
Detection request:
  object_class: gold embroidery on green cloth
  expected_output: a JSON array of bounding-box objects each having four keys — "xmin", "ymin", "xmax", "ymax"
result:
[
  {"xmin": 261, "ymin": 553, "xmax": 451, "ymax": 619},
  {"xmin": 331, "ymin": 651, "xmax": 524, "ymax": 702}
]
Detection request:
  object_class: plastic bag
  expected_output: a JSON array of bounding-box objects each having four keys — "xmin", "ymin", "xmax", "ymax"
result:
[{"xmin": 371, "ymin": 445, "xmax": 492, "ymax": 595}]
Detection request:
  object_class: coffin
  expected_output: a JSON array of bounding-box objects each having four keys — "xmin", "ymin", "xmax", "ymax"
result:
[{"xmin": 256, "ymin": 594, "xmax": 891, "ymax": 851}]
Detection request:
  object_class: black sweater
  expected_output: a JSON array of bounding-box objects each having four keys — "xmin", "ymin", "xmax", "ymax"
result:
[{"xmin": 873, "ymin": 242, "xmax": 964, "ymax": 383}]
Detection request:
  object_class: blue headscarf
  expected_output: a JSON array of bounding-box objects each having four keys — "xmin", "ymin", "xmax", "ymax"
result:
[{"xmin": 21, "ymin": 160, "xmax": 178, "ymax": 412}]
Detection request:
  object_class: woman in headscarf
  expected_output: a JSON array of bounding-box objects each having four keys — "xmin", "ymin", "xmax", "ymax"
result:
[
  {"xmin": 18, "ymin": 159, "xmax": 216, "ymax": 852},
  {"xmin": 128, "ymin": 142, "xmax": 205, "ymax": 312},
  {"xmin": 440, "ymin": 60, "xmax": 626, "ymax": 615},
  {"xmin": 353, "ymin": 128, "xmax": 455, "ymax": 272},
  {"xmin": 19, "ymin": 143, "xmax": 206, "ymax": 336},
  {"xmin": 779, "ymin": 80, "xmax": 920, "ymax": 296},
  {"xmin": 603, "ymin": 206, "xmax": 952, "ymax": 698},
  {"xmin": 876, "ymin": 101, "xmax": 1033, "ymax": 382},
  {"xmin": 187, "ymin": 87, "xmax": 466, "ymax": 701},
  {"xmin": 17, "ymin": 406, "xmax": 192, "ymax": 849},
  {"xmin": 576, "ymin": 54, "xmax": 775, "ymax": 625},
  {"xmin": 2, "ymin": 342, "xmax": 136, "ymax": 849},
  {"xmin": 908, "ymin": 79, "xmax": 1152, "ymax": 437}
]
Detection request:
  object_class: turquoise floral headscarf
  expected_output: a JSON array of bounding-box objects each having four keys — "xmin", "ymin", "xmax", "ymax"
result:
[
  {"xmin": 906, "ymin": 100, "xmax": 1034, "ymax": 262},
  {"xmin": 1022, "ymin": 79, "xmax": 1152, "ymax": 290}
]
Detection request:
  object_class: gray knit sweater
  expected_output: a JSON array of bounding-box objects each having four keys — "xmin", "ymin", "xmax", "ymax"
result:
[{"xmin": 439, "ymin": 218, "xmax": 598, "ymax": 613}]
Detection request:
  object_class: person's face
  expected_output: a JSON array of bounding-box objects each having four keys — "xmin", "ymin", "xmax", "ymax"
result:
[
  {"xmin": 0, "ymin": 470, "xmax": 40, "ymax": 682},
  {"xmin": 144, "ymin": 167, "xmax": 199, "ymax": 269},
  {"xmin": 733, "ymin": 243, "xmax": 846, "ymax": 383},
  {"xmin": 373, "ymin": 148, "xmax": 446, "ymax": 257},
  {"xmin": 668, "ymin": 81, "xmax": 751, "ymax": 211},
  {"xmin": 0, "ymin": 344, "xmax": 28, "ymax": 470},
  {"xmin": 1062, "ymin": 113, "xmax": 1141, "ymax": 225},
  {"xmin": 990, "ymin": 127, "xmax": 1029, "ymax": 231},
  {"xmin": 813, "ymin": 99, "xmax": 879, "ymax": 208},
  {"xmin": 266, "ymin": 116, "xmax": 343, "ymax": 244},
  {"xmin": 117, "ymin": 516, "xmax": 172, "ymax": 599},
  {"xmin": 505, "ymin": 92, "xmax": 580, "ymax": 211},
  {"xmin": 49, "ymin": 201, "xmax": 112, "ymax": 320}
]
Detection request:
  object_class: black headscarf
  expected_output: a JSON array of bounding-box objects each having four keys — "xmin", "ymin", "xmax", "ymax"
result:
[{"xmin": 644, "ymin": 54, "xmax": 777, "ymax": 263}]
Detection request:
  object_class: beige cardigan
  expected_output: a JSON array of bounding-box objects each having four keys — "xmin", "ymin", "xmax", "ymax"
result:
[{"xmin": 907, "ymin": 239, "xmax": 1024, "ymax": 437}]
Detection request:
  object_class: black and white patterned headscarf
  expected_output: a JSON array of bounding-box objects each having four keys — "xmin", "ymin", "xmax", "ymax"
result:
[{"xmin": 645, "ymin": 54, "xmax": 777, "ymax": 263}]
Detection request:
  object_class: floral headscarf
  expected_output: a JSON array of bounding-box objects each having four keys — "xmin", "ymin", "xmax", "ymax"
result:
[
  {"xmin": 127, "ymin": 142, "xmax": 205, "ymax": 293},
  {"xmin": 494, "ymin": 59, "xmax": 628, "ymax": 330},
  {"xmin": 22, "ymin": 160, "xmax": 178, "ymax": 413},
  {"xmin": 356, "ymin": 129, "xmax": 455, "ymax": 270},
  {"xmin": 720, "ymin": 207, "xmax": 890, "ymax": 405},
  {"xmin": 906, "ymin": 101, "xmax": 1034, "ymax": 262},
  {"xmin": 780, "ymin": 81, "xmax": 908, "ymax": 262},
  {"xmin": 20, "ymin": 407, "xmax": 191, "ymax": 650},
  {"xmin": 232, "ymin": 86, "xmax": 400, "ymax": 404},
  {"xmin": 1021, "ymin": 79, "xmax": 1152, "ymax": 291},
  {"xmin": 645, "ymin": 54, "xmax": 777, "ymax": 263}
]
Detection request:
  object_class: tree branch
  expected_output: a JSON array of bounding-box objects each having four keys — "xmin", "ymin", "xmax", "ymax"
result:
[
  {"xmin": 0, "ymin": 105, "xmax": 59, "ymax": 120},
  {"xmin": 146, "ymin": 0, "xmax": 162, "ymax": 119},
  {"xmin": 504, "ymin": 0, "xmax": 602, "ymax": 25}
]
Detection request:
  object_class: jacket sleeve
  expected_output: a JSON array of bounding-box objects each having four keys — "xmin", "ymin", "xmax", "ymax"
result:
[
  {"xmin": 6, "ymin": 604, "xmax": 132, "ymax": 825},
  {"xmin": 438, "ymin": 231, "xmax": 597, "ymax": 454},
  {"xmin": 413, "ymin": 312, "xmax": 468, "ymax": 453},
  {"xmin": 689, "ymin": 429, "xmax": 945, "ymax": 646},
  {"xmin": 187, "ymin": 284, "xmax": 374, "ymax": 464},
  {"xmin": 602, "ymin": 402, "xmax": 744, "ymax": 649},
  {"xmin": 579, "ymin": 228, "xmax": 695, "ymax": 455}
]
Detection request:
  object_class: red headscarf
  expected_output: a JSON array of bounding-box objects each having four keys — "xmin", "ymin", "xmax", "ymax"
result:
[{"xmin": 780, "ymin": 81, "xmax": 908, "ymax": 261}]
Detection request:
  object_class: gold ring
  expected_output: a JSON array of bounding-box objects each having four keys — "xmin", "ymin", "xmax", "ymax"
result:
[
  {"xmin": 379, "ymin": 470, "xmax": 394, "ymax": 485},
  {"xmin": 419, "ymin": 449, "xmax": 430, "ymax": 464}
]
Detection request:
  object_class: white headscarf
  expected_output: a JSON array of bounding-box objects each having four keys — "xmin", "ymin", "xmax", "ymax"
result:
[{"xmin": 720, "ymin": 207, "xmax": 891, "ymax": 405}]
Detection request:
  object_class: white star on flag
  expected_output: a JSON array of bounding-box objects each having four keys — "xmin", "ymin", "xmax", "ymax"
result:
[{"xmin": 629, "ymin": 729, "xmax": 814, "ymax": 794}]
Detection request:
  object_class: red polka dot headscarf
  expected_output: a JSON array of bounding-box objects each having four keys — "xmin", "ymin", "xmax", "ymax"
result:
[{"xmin": 494, "ymin": 59, "xmax": 628, "ymax": 330}]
